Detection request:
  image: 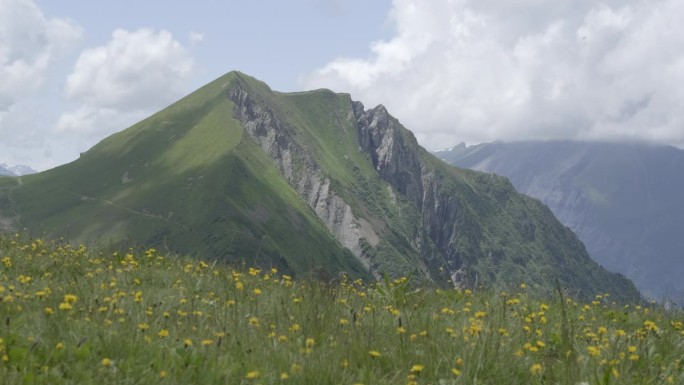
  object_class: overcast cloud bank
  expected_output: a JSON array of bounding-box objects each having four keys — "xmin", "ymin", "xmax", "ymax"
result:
[
  {"xmin": 305, "ymin": 0, "xmax": 684, "ymax": 150},
  {"xmin": 2, "ymin": 0, "xmax": 683, "ymax": 170}
]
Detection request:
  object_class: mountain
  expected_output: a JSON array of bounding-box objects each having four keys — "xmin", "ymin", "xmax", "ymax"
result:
[
  {"xmin": 0, "ymin": 72, "xmax": 639, "ymax": 300},
  {"xmin": 0, "ymin": 163, "xmax": 36, "ymax": 176},
  {"xmin": 434, "ymin": 140, "xmax": 684, "ymax": 303}
]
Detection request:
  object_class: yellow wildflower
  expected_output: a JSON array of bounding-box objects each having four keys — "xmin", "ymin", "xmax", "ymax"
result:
[
  {"xmin": 63, "ymin": 294, "xmax": 77, "ymax": 303},
  {"xmin": 245, "ymin": 371, "xmax": 260, "ymax": 379},
  {"xmin": 530, "ymin": 363, "xmax": 543, "ymax": 375},
  {"xmin": 587, "ymin": 346, "xmax": 600, "ymax": 356},
  {"xmin": 305, "ymin": 338, "xmax": 315, "ymax": 349}
]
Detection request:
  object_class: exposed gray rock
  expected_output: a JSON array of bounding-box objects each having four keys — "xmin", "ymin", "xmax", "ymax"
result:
[
  {"xmin": 354, "ymin": 102, "xmax": 475, "ymax": 283},
  {"xmin": 229, "ymin": 84, "xmax": 377, "ymax": 273}
]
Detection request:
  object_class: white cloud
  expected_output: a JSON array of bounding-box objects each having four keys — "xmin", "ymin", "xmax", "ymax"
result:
[
  {"xmin": 305, "ymin": 0, "xmax": 684, "ymax": 149},
  {"xmin": 65, "ymin": 28, "xmax": 194, "ymax": 111},
  {"xmin": 58, "ymin": 28, "xmax": 195, "ymax": 135},
  {"xmin": 0, "ymin": 0, "xmax": 82, "ymax": 110}
]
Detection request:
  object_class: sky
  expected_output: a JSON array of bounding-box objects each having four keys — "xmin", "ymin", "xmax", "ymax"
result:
[{"xmin": 2, "ymin": 0, "xmax": 683, "ymax": 171}]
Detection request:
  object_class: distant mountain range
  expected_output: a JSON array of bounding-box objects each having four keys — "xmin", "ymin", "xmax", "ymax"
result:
[
  {"xmin": 0, "ymin": 164, "xmax": 36, "ymax": 176},
  {"xmin": 0, "ymin": 72, "xmax": 640, "ymax": 301},
  {"xmin": 434, "ymin": 141, "xmax": 684, "ymax": 304}
]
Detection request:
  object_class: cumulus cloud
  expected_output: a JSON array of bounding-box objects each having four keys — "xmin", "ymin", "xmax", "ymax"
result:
[
  {"xmin": 0, "ymin": 0, "xmax": 82, "ymax": 110},
  {"xmin": 305, "ymin": 0, "xmax": 684, "ymax": 149},
  {"xmin": 57, "ymin": 28, "xmax": 195, "ymax": 135}
]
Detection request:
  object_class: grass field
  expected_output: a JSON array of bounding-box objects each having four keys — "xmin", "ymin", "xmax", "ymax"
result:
[{"xmin": 0, "ymin": 233, "xmax": 682, "ymax": 384}]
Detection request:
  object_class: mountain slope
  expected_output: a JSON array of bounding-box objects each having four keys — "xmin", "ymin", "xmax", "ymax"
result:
[
  {"xmin": 0, "ymin": 72, "xmax": 639, "ymax": 300},
  {"xmin": 435, "ymin": 141, "xmax": 684, "ymax": 303}
]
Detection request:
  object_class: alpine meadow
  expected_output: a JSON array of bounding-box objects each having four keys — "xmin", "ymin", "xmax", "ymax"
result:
[{"xmin": 1, "ymin": 71, "xmax": 682, "ymax": 384}]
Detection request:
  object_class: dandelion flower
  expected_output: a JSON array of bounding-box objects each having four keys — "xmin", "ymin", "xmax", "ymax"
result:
[
  {"xmin": 64, "ymin": 294, "xmax": 77, "ymax": 303},
  {"xmin": 305, "ymin": 338, "xmax": 315, "ymax": 349},
  {"xmin": 245, "ymin": 370, "xmax": 260, "ymax": 379},
  {"xmin": 587, "ymin": 346, "xmax": 600, "ymax": 356},
  {"xmin": 530, "ymin": 363, "xmax": 543, "ymax": 375}
]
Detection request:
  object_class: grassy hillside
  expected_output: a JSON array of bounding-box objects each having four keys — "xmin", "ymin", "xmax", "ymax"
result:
[
  {"xmin": 0, "ymin": 235, "xmax": 681, "ymax": 384},
  {"xmin": 4, "ymin": 73, "xmax": 367, "ymax": 279}
]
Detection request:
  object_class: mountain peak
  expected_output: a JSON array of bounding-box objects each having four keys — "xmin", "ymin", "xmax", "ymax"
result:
[
  {"xmin": 0, "ymin": 163, "xmax": 37, "ymax": 176},
  {"xmin": 1, "ymin": 72, "xmax": 641, "ymax": 301}
]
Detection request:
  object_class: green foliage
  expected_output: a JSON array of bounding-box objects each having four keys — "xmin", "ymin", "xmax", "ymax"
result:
[{"xmin": 0, "ymin": 235, "xmax": 682, "ymax": 384}]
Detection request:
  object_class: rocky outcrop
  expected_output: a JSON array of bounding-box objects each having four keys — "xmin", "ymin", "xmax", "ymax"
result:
[
  {"xmin": 354, "ymin": 102, "xmax": 474, "ymax": 281},
  {"xmin": 355, "ymin": 103, "xmax": 425, "ymax": 209},
  {"xmin": 229, "ymin": 83, "xmax": 377, "ymax": 271}
]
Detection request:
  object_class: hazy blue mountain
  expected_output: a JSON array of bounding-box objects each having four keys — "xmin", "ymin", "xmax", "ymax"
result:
[
  {"xmin": 435, "ymin": 140, "xmax": 684, "ymax": 304},
  {"xmin": 0, "ymin": 164, "xmax": 36, "ymax": 176}
]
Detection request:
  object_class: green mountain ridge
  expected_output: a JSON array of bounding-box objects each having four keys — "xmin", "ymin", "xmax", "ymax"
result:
[
  {"xmin": 0, "ymin": 71, "xmax": 639, "ymax": 301},
  {"xmin": 434, "ymin": 140, "xmax": 684, "ymax": 303}
]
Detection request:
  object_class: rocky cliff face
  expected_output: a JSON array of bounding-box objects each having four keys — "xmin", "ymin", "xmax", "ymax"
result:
[
  {"xmin": 229, "ymin": 83, "xmax": 377, "ymax": 272},
  {"xmin": 229, "ymin": 84, "xmax": 477, "ymax": 284},
  {"xmin": 354, "ymin": 102, "xmax": 640, "ymax": 300},
  {"xmin": 354, "ymin": 102, "xmax": 469, "ymax": 280},
  {"xmin": 355, "ymin": 103, "xmax": 425, "ymax": 208}
]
